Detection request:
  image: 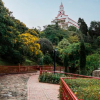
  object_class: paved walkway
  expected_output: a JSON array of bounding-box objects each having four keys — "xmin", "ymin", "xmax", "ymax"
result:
[
  {"xmin": 27, "ymin": 72, "xmax": 60, "ymax": 100},
  {"xmin": 0, "ymin": 73, "xmax": 33, "ymax": 100}
]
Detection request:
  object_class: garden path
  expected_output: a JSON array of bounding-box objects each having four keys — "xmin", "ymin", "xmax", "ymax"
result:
[{"xmin": 27, "ymin": 71, "xmax": 60, "ymax": 100}]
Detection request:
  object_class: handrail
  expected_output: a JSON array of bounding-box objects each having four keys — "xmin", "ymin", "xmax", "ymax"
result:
[
  {"xmin": 0, "ymin": 65, "xmax": 64, "ymax": 74},
  {"xmin": 60, "ymin": 77, "xmax": 79, "ymax": 100}
]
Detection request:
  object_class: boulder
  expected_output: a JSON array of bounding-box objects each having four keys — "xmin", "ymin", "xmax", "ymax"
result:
[{"xmin": 93, "ymin": 70, "xmax": 100, "ymax": 77}]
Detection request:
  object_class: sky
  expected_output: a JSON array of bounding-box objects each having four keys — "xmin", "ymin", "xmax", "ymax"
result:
[{"xmin": 2, "ymin": 0, "xmax": 100, "ymax": 30}]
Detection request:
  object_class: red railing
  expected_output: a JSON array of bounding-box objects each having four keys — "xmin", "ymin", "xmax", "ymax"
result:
[
  {"xmin": 39, "ymin": 69, "xmax": 100, "ymax": 100},
  {"xmin": 60, "ymin": 77, "xmax": 79, "ymax": 100},
  {"xmin": 0, "ymin": 65, "xmax": 39, "ymax": 74},
  {"xmin": 41, "ymin": 65, "xmax": 64, "ymax": 71},
  {"xmin": 0, "ymin": 65, "xmax": 64, "ymax": 75}
]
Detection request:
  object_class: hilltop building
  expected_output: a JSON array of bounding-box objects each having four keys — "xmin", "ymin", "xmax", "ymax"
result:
[{"xmin": 51, "ymin": 2, "xmax": 79, "ymax": 30}]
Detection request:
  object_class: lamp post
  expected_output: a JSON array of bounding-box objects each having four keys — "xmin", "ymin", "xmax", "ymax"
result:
[{"xmin": 54, "ymin": 47, "xmax": 57, "ymax": 74}]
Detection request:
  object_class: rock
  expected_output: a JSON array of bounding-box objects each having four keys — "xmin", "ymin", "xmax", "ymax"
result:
[{"xmin": 93, "ymin": 70, "xmax": 100, "ymax": 77}]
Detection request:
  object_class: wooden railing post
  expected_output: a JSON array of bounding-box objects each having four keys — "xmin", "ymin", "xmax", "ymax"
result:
[
  {"xmin": 40, "ymin": 67, "xmax": 42, "ymax": 75},
  {"xmin": 19, "ymin": 64, "xmax": 20, "ymax": 73},
  {"xmin": 60, "ymin": 66, "xmax": 61, "ymax": 72}
]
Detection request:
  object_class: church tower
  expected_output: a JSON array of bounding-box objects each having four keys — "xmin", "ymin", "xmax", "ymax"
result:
[
  {"xmin": 59, "ymin": 2, "xmax": 65, "ymax": 15},
  {"xmin": 51, "ymin": 2, "xmax": 79, "ymax": 30}
]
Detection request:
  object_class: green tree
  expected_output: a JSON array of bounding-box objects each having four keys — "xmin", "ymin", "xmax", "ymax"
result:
[
  {"xmin": 18, "ymin": 33, "xmax": 41, "ymax": 56},
  {"xmin": 58, "ymin": 38, "xmax": 70, "ymax": 49},
  {"xmin": 97, "ymin": 36, "xmax": 100, "ymax": 46},
  {"xmin": 79, "ymin": 42, "xmax": 86, "ymax": 74},
  {"xmin": 78, "ymin": 18, "xmax": 88, "ymax": 36},
  {"xmin": 68, "ymin": 26, "xmax": 77, "ymax": 31},
  {"xmin": 89, "ymin": 21, "xmax": 100, "ymax": 38},
  {"xmin": 25, "ymin": 29, "xmax": 38, "ymax": 37},
  {"xmin": 43, "ymin": 24, "xmax": 68, "ymax": 45},
  {"xmin": 38, "ymin": 38, "xmax": 53, "ymax": 54},
  {"xmin": 43, "ymin": 54, "xmax": 52, "ymax": 64},
  {"xmin": 64, "ymin": 54, "xmax": 69, "ymax": 73},
  {"xmin": 86, "ymin": 53, "xmax": 100, "ymax": 75},
  {"xmin": 67, "ymin": 35, "xmax": 79, "ymax": 43}
]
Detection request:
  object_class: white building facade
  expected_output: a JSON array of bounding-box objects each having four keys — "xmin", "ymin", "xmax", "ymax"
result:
[{"xmin": 51, "ymin": 2, "xmax": 79, "ymax": 30}]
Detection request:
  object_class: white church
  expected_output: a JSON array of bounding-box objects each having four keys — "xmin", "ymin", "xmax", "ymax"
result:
[{"xmin": 51, "ymin": 2, "xmax": 79, "ymax": 30}]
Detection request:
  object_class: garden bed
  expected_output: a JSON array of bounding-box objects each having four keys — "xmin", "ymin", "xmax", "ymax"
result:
[
  {"xmin": 62, "ymin": 78, "xmax": 100, "ymax": 100},
  {"xmin": 39, "ymin": 72, "xmax": 66, "ymax": 84},
  {"xmin": 39, "ymin": 72, "xmax": 100, "ymax": 100}
]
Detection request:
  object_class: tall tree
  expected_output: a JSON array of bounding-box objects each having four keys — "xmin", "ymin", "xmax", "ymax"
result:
[
  {"xmin": 89, "ymin": 21, "xmax": 100, "ymax": 38},
  {"xmin": 78, "ymin": 18, "xmax": 88, "ymax": 36},
  {"xmin": 79, "ymin": 42, "xmax": 86, "ymax": 74},
  {"xmin": 64, "ymin": 54, "xmax": 69, "ymax": 73}
]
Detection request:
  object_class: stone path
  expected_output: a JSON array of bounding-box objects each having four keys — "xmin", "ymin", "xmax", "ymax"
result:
[
  {"xmin": 27, "ymin": 72, "xmax": 60, "ymax": 100},
  {"xmin": 0, "ymin": 73, "xmax": 34, "ymax": 100}
]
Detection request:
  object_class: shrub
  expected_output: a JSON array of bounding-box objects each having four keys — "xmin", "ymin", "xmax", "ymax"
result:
[
  {"xmin": 86, "ymin": 53, "xmax": 100, "ymax": 75},
  {"xmin": 39, "ymin": 73, "xmax": 66, "ymax": 84},
  {"xmin": 43, "ymin": 54, "xmax": 52, "ymax": 64}
]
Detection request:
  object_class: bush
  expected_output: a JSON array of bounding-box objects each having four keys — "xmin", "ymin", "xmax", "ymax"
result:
[
  {"xmin": 39, "ymin": 73, "xmax": 66, "ymax": 84},
  {"xmin": 43, "ymin": 54, "xmax": 52, "ymax": 64},
  {"xmin": 22, "ymin": 59, "xmax": 36, "ymax": 66},
  {"xmin": 86, "ymin": 53, "xmax": 100, "ymax": 75}
]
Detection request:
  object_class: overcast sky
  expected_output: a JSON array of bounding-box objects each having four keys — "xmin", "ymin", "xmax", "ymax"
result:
[{"xmin": 2, "ymin": 0, "xmax": 100, "ymax": 30}]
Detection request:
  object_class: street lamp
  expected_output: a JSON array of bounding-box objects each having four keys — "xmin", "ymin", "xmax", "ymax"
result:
[{"xmin": 54, "ymin": 47, "xmax": 57, "ymax": 74}]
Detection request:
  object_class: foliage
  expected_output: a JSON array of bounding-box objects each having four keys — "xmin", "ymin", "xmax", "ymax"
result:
[
  {"xmin": 89, "ymin": 21, "xmax": 100, "ymax": 38},
  {"xmin": 58, "ymin": 43, "xmax": 80, "ymax": 61},
  {"xmin": 25, "ymin": 29, "xmax": 38, "ymax": 37},
  {"xmin": 22, "ymin": 58, "xmax": 36, "ymax": 66},
  {"xmin": 97, "ymin": 36, "xmax": 100, "ymax": 46},
  {"xmin": 68, "ymin": 26, "xmax": 77, "ymax": 31},
  {"xmin": 67, "ymin": 35, "xmax": 79, "ymax": 43},
  {"xmin": 43, "ymin": 24, "xmax": 68, "ymax": 45},
  {"xmin": 58, "ymin": 38, "xmax": 70, "ymax": 49},
  {"xmin": 13, "ymin": 19, "xmax": 28, "ymax": 34},
  {"xmin": 38, "ymin": 57, "xmax": 43, "ymax": 65},
  {"xmin": 79, "ymin": 42, "xmax": 86, "ymax": 74},
  {"xmin": 83, "ymin": 32, "xmax": 93, "ymax": 43},
  {"xmin": 0, "ymin": 0, "xmax": 25, "ymax": 64},
  {"xmin": 43, "ymin": 54, "xmax": 52, "ymax": 64},
  {"xmin": 86, "ymin": 53, "xmax": 100, "ymax": 75},
  {"xmin": 39, "ymin": 73, "xmax": 66, "ymax": 84},
  {"xmin": 63, "ymin": 78, "xmax": 100, "ymax": 100},
  {"xmin": 58, "ymin": 42, "xmax": 91, "ymax": 73},
  {"xmin": 18, "ymin": 33, "xmax": 42, "ymax": 56},
  {"xmin": 78, "ymin": 18, "xmax": 88, "ymax": 36},
  {"xmin": 63, "ymin": 54, "xmax": 69, "ymax": 72},
  {"xmin": 38, "ymin": 38, "xmax": 53, "ymax": 54}
]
